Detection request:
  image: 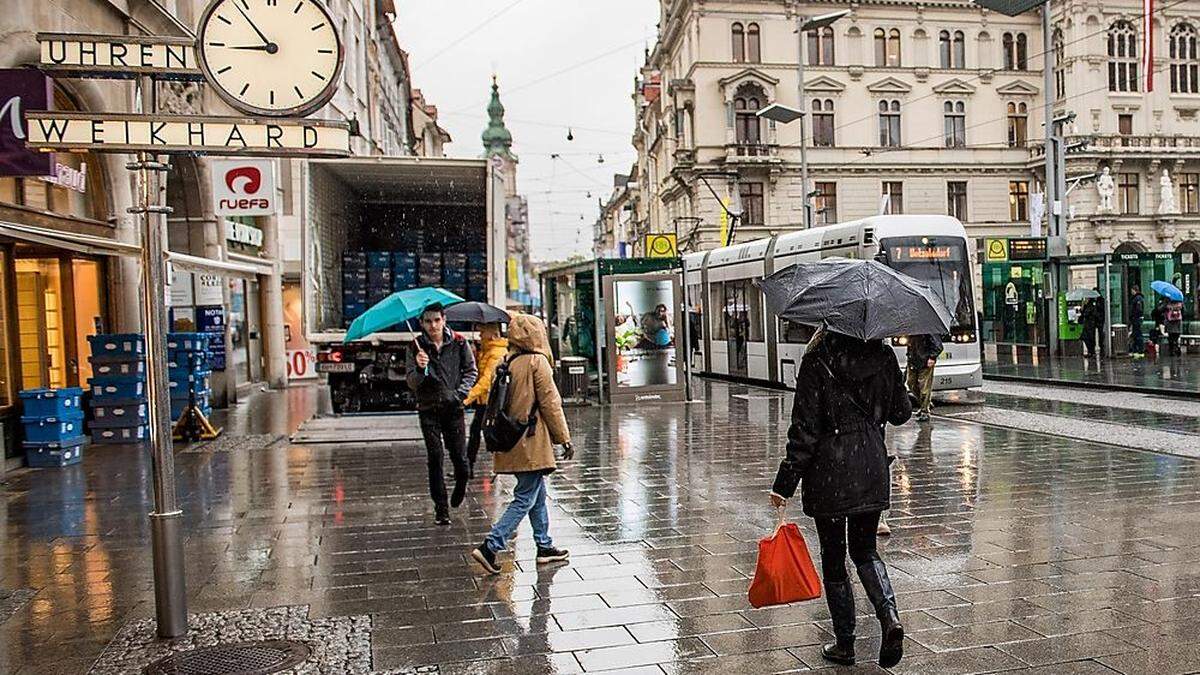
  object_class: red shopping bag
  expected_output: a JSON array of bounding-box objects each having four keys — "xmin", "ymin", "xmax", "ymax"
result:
[{"xmin": 748, "ymin": 512, "xmax": 822, "ymax": 608}]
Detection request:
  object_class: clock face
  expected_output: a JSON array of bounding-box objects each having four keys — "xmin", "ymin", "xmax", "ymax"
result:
[{"xmin": 196, "ymin": 0, "xmax": 343, "ymax": 117}]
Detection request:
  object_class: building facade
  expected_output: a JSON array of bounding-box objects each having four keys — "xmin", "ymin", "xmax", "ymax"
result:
[
  {"xmin": 625, "ymin": 0, "xmax": 1200, "ymax": 304},
  {"xmin": 482, "ymin": 78, "xmax": 535, "ymax": 306}
]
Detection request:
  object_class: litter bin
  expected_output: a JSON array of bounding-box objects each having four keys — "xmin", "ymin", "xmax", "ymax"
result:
[
  {"xmin": 557, "ymin": 356, "xmax": 589, "ymax": 403},
  {"xmin": 1110, "ymin": 323, "xmax": 1129, "ymax": 356}
]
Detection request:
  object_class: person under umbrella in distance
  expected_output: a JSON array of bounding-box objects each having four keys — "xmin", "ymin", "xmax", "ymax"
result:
[
  {"xmin": 463, "ymin": 321, "xmax": 508, "ymax": 478},
  {"xmin": 406, "ymin": 303, "xmax": 478, "ymax": 525}
]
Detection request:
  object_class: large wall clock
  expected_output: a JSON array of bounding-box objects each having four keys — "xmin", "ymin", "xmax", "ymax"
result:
[{"xmin": 196, "ymin": 0, "xmax": 344, "ymax": 117}]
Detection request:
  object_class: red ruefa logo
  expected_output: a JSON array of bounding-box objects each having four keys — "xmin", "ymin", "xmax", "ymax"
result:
[{"xmin": 225, "ymin": 166, "xmax": 261, "ymax": 194}]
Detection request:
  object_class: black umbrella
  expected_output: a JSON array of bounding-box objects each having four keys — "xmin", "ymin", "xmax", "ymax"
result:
[
  {"xmin": 757, "ymin": 257, "xmax": 952, "ymax": 340},
  {"xmin": 443, "ymin": 301, "xmax": 511, "ymax": 324}
]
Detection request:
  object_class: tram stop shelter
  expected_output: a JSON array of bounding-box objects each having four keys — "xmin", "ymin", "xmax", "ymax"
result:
[
  {"xmin": 981, "ymin": 237, "xmax": 1198, "ymax": 360},
  {"xmin": 539, "ymin": 257, "xmax": 684, "ymax": 403}
]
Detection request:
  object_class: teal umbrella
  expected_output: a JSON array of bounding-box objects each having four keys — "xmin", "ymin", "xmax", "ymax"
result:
[{"xmin": 344, "ymin": 287, "xmax": 464, "ymax": 342}]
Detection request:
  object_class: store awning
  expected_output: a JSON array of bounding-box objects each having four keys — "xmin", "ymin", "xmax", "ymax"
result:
[
  {"xmin": 1, "ymin": 219, "xmax": 277, "ymax": 280},
  {"xmin": 0, "ymin": 220, "xmax": 141, "ymax": 257}
]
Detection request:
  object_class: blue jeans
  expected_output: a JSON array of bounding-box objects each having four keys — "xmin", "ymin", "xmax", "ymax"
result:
[{"xmin": 485, "ymin": 472, "xmax": 553, "ymax": 553}]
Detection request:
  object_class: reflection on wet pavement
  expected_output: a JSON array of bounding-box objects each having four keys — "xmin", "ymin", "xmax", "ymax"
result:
[
  {"xmin": 985, "ymin": 354, "xmax": 1200, "ymax": 395},
  {"xmin": 1, "ymin": 380, "xmax": 1199, "ymax": 673}
]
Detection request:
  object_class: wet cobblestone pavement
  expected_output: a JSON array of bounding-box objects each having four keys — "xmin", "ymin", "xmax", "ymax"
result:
[
  {"xmin": 984, "ymin": 354, "xmax": 1200, "ymax": 395},
  {"xmin": 3, "ymin": 380, "xmax": 1200, "ymax": 673}
]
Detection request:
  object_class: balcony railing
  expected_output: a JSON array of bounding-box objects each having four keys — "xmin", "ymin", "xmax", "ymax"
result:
[{"xmin": 724, "ymin": 142, "xmax": 779, "ymax": 163}]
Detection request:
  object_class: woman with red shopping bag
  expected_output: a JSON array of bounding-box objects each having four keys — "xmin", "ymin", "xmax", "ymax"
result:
[{"xmin": 768, "ymin": 327, "xmax": 912, "ymax": 668}]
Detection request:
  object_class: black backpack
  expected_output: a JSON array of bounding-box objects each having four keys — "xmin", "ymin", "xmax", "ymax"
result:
[{"xmin": 482, "ymin": 354, "xmax": 538, "ymax": 453}]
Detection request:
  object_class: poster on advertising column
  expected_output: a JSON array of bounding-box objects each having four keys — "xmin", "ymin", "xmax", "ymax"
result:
[
  {"xmin": 0, "ymin": 69, "xmax": 53, "ymax": 176},
  {"xmin": 196, "ymin": 305, "xmax": 227, "ymax": 371}
]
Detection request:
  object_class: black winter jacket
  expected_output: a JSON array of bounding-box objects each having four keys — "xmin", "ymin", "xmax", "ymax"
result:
[
  {"xmin": 906, "ymin": 334, "xmax": 944, "ymax": 368},
  {"xmin": 405, "ymin": 328, "xmax": 478, "ymax": 412},
  {"xmin": 772, "ymin": 334, "xmax": 913, "ymax": 518}
]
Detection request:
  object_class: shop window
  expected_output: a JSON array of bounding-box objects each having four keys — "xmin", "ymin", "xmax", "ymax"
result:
[
  {"xmin": 71, "ymin": 259, "xmax": 104, "ymax": 384},
  {"xmin": 1009, "ymin": 180, "xmax": 1030, "ymax": 221},
  {"xmin": 1119, "ymin": 172, "xmax": 1140, "ymax": 213},
  {"xmin": 0, "ymin": 249, "xmax": 11, "ymax": 408},
  {"xmin": 16, "ymin": 258, "xmax": 66, "ymax": 390}
]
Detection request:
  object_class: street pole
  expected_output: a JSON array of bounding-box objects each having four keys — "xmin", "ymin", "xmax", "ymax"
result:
[
  {"xmin": 131, "ymin": 75, "xmax": 188, "ymax": 638},
  {"xmin": 796, "ymin": 18, "xmax": 811, "ymax": 229},
  {"xmin": 1041, "ymin": 2, "xmax": 1060, "ymax": 358}
]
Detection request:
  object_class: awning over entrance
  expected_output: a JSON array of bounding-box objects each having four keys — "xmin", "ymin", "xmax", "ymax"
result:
[{"xmin": 0, "ymin": 220, "xmax": 140, "ymax": 257}]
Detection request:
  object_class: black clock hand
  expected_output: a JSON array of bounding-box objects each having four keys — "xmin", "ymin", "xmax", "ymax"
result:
[
  {"xmin": 224, "ymin": 45, "xmax": 273, "ymax": 50},
  {"xmin": 232, "ymin": 1, "xmax": 276, "ymax": 50}
]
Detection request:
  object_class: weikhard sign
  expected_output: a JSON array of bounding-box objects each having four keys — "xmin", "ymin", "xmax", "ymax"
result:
[{"xmin": 24, "ymin": 111, "xmax": 350, "ymax": 156}]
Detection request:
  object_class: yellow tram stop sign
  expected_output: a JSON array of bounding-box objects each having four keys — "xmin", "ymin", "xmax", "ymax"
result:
[{"xmin": 645, "ymin": 233, "xmax": 678, "ymax": 258}]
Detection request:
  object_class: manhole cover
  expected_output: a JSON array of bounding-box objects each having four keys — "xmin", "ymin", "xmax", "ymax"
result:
[{"xmin": 144, "ymin": 640, "xmax": 311, "ymax": 675}]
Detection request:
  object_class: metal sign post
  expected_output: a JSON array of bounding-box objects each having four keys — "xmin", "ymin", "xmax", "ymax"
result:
[{"xmin": 130, "ymin": 75, "xmax": 188, "ymax": 638}]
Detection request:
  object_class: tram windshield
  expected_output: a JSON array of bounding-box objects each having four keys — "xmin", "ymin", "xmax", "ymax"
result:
[{"xmin": 880, "ymin": 236, "xmax": 975, "ymax": 330}]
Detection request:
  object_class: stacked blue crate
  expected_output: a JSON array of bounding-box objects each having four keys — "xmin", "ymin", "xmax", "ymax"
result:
[
  {"xmin": 367, "ymin": 251, "xmax": 393, "ymax": 305},
  {"xmin": 418, "ymin": 253, "xmax": 443, "ymax": 288},
  {"xmin": 443, "ymin": 252, "xmax": 468, "ymax": 297},
  {"xmin": 392, "ymin": 252, "xmax": 418, "ymax": 292},
  {"xmin": 167, "ymin": 333, "xmax": 213, "ymax": 421},
  {"xmin": 19, "ymin": 387, "xmax": 86, "ymax": 467},
  {"xmin": 466, "ymin": 252, "xmax": 488, "ymax": 301},
  {"xmin": 343, "ymin": 251, "xmax": 369, "ymax": 327},
  {"xmin": 87, "ymin": 333, "xmax": 148, "ymax": 445}
]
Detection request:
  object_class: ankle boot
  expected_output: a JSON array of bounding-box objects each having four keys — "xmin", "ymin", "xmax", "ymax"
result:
[
  {"xmin": 820, "ymin": 580, "xmax": 856, "ymax": 665},
  {"xmin": 857, "ymin": 559, "xmax": 904, "ymax": 668}
]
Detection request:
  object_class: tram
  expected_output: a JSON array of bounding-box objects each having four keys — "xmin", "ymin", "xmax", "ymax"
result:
[{"xmin": 682, "ymin": 215, "xmax": 982, "ymax": 391}]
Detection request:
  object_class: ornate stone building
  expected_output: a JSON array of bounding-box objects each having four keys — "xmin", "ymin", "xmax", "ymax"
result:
[
  {"xmin": 482, "ymin": 77, "xmax": 535, "ymax": 305},
  {"xmin": 626, "ymin": 0, "xmax": 1200, "ymax": 289}
]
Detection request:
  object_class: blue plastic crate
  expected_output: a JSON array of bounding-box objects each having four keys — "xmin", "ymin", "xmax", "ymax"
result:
[
  {"xmin": 367, "ymin": 251, "xmax": 392, "ymax": 268},
  {"xmin": 467, "ymin": 286, "xmax": 488, "ymax": 302},
  {"xmin": 21, "ymin": 413, "xmax": 85, "ymax": 444},
  {"xmin": 92, "ymin": 360, "xmax": 146, "ymax": 378},
  {"xmin": 87, "ymin": 333, "xmax": 145, "ymax": 362},
  {"xmin": 91, "ymin": 425, "xmax": 147, "ymax": 444},
  {"xmin": 169, "ymin": 368, "xmax": 212, "ymax": 386},
  {"xmin": 89, "ymin": 376, "xmax": 147, "ymax": 404},
  {"xmin": 19, "ymin": 387, "xmax": 84, "ymax": 418},
  {"xmin": 167, "ymin": 352, "xmax": 211, "ymax": 371},
  {"xmin": 166, "ymin": 333, "xmax": 210, "ymax": 352},
  {"xmin": 344, "ymin": 301, "xmax": 367, "ymax": 318},
  {"xmin": 343, "ymin": 288, "xmax": 367, "ymax": 301},
  {"xmin": 90, "ymin": 403, "xmax": 149, "ymax": 428},
  {"xmin": 342, "ymin": 270, "xmax": 369, "ymax": 284},
  {"xmin": 169, "ymin": 377, "xmax": 211, "ymax": 398},
  {"xmin": 24, "ymin": 437, "xmax": 85, "ymax": 467}
]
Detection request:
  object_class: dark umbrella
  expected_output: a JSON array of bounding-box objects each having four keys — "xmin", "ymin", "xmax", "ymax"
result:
[
  {"xmin": 757, "ymin": 257, "xmax": 953, "ymax": 340},
  {"xmin": 443, "ymin": 301, "xmax": 510, "ymax": 324}
]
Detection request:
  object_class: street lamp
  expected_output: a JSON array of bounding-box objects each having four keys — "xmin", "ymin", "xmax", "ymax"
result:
[{"xmin": 758, "ymin": 9, "xmax": 850, "ymax": 229}]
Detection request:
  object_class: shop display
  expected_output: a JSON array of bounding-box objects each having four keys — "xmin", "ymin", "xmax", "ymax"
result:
[{"xmin": 19, "ymin": 387, "xmax": 87, "ymax": 467}]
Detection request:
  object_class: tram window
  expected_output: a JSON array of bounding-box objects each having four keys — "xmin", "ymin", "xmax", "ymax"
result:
[
  {"xmin": 780, "ymin": 319, "xmax": 816, "ymax": 344},
  {"xmin": 747, "ymin": 283, "xmax": 765, "ymax": 341},
  {"xmin": 710, "ymin": 282, "xmax": 726, "ymax": 339},
  {"xmin": 687, "ymin": 283, "xmax": 704, "ymax": 342}
]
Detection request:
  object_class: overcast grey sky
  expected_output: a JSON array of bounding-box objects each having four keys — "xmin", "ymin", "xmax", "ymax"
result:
[{"xmin": 394, "ymin": 0, "xmax": 658, "ymax": 263}]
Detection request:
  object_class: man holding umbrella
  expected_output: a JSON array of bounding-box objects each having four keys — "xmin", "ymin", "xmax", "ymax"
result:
[{"xmin": 407, "ymin": 303, "xmax": 478, "ymax": 525}]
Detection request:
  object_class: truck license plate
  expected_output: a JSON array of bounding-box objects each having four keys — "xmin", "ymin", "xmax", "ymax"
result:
[{"xmin": 317, "ymin": 363, "xmax": 356, "ymax": 373}]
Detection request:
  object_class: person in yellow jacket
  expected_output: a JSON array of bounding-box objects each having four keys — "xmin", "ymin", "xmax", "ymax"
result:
[{"xmin": 463, "ymin": 322, "xmax": 509, "ymax": 476}]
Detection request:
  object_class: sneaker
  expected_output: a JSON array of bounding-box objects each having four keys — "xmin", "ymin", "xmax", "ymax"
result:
[
  {"xmin": 471, "ymin": 544, "xmax": 501, "ymax": 575},
  {"xmin": 877, "ymin": 516, "xmax": 892, "ymax": 537},
  {"xmin": 536, "ymin": 546, "xmax": 570, "ymax": 564},
  {"xmin": 435, "ymin": 509, "xmax": 451, "ymax": 526}
]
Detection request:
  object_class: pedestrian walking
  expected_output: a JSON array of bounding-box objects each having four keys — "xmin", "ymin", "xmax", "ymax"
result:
[
  {"xmin": 1080, "ymin": 294, "xmax": 1104, "ymax": 358},
  {"xmin": 905, "ymin": 333, "xmax": 942, "ymax": 421},
  {"xmin": 472, "ymin": 314, "xmax": 573, "ymax": 575},
  {"xmin": 769, "ymin": 327, "xmax": 912, "ymax": 668},
  {"xmin": 463, "ymin": 322, "xmax": 508, "ymax": 478},
  {"xmin": 1130, "ymin": 287, "xmax": 1146, "ymax": 357},
  {"xmin": 1165, "ymin": 300, "xmax": 1185, "ymax": 356},
  {"xmin": 406, "ymin": 303, "xmax": 478, "ymax": 525}
]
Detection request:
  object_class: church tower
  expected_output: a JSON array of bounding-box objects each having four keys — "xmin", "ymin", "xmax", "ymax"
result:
[{"xmin": 480, "ymin": 76, "xmax": 531, "ymax": 305}]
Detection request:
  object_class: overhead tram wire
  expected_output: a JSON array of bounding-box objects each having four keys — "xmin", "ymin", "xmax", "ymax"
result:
[
  {"xmin": 813, "ymin": 0, "xmax": 1189, "ymax": 140},
  {"xmin": 408, "ymin": 0, "xmax": 530, "ymax": 72}
]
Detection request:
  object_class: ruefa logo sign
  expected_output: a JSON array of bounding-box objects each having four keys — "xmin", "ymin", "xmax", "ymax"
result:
[{"xmin": 211, "ymin": 158, "xmax": 275, "ymax": 216}]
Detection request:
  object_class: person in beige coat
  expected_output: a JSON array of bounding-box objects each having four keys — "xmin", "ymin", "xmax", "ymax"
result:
[{"xmin": 471, "ymin": 314, "xmax": 573, "ymax": 575}]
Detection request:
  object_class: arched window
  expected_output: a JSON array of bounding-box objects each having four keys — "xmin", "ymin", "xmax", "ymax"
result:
[
  {"xmin": 1053, "ymin": 28, "xmax": 1066, "ymax": 98},
  {"xmin": 1108, "ymin": 21, "xmax": 1139, "ymax": 92},
  {"xmin": 941, "ymin": 30, "xmax": 966, "ymax": 68},
  {"xmin": 807, "ymin": 26, "xmax": 835, "ymax": 65},
  {"xmin": 1002, "ymin": 32, "xmax": 1014, "ymax": 69},
  {"xmin": 733, "ymin": 83, "xmax": 764, "ymax": 146},
  {"xmin": 1171, "ymin": 23, "xmax": 1199, "ymax": 93},
  {"xmin": 940, "ymin": 30, "xmax": 952, "ymax": 68},
  {"xmin": 1007, "ymin": 102, "xmax": 1028, "ymax": 147},
  {"xmin": 1016, "ymin": 33, "xmax": 1028, "ymax": 69},
  {"xmin": 732, "ymin": 22, "xmax": 745, "ymax": 63},
  {"xmin": 879, "ymin": 99, "xmax": 901, "ymax": 146},
  {"xmin": 812, "ymin": 98, "xmax": 835, "ymax": 146},
  {"xmin": 954, "ymin": 31, "xmax": 966, "ymax": 68},
  {"xmin": 747, "ymin": 23, "xmax": 762, "ymax": 63},
  {"xmin": 875, "ymin": 28, "xmax": 901, "ymax": 66},
  {"xmin": 943, "ymin": 100, "xmax": 966, "ymax": 148}
]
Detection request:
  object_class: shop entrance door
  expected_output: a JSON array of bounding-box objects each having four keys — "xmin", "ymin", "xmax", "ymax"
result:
[
  {"xmin": 246, "ymin": 280, "xmax": 263, "ymax": 383},
  {"xmin": 15, "ymin": 259, "xmax": 65, "ymax": 389}
]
